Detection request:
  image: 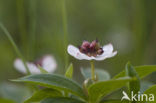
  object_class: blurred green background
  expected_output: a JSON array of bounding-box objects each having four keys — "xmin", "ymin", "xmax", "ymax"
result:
[{"xmin": 0, "ymin": 0, "xmax": 156, "ymax": 97}]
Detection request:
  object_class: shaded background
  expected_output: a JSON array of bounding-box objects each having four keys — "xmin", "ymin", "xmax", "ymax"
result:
[{"xmin": 0, "ymin": 0, "xmax": 156, "ymax": 102}]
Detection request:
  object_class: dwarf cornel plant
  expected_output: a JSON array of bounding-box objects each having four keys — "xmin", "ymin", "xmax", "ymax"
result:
[
  {"xmin": 11, "ymin": 40, "xmax": 156, "ymax": 103},
  {"xmin": 12, "ymin": 63, "xmax": 156, "ymax": 103},
  {"xmin": 1, "ymin": 23, "xmax": 156, "ymax": 103}
]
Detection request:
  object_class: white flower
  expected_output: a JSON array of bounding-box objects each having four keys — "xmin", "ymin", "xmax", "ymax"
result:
[
  {"xmin": 67, "ymin": 43, "xmax": 117, "ymax": 61},
  {"xmin": 14, "ymin": 55, "xmax": 57, "ymax": 74}
]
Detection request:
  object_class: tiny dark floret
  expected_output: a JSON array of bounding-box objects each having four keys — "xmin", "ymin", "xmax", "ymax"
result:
[{"xmin": 79, "ymin": 40, "xmax": 104, "ymax": 57}]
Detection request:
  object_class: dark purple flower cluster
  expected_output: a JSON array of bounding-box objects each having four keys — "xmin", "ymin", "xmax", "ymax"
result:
[{"xmin": 79, "ymin": 40, "xmax": 103, "ymax": 57}]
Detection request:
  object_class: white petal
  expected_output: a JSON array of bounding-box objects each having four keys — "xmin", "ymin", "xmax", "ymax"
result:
[
  {"xmin": 95, "ymin": 51, "xmax": 117, "ymax": 61},
  {"xmin": 42, "ymin": 55, "xmax": 57, "ymax": 73},
  {"xmin": 27, "ymin": 63, "xmax": 41, "ymax": 74},
  {"xmin": 14, "ymin": 59, "xmax": 40, "ymax": 74},
  {"xmin": 14, "ymin": 59, "xmax": 27, "ymax": 74},
  {"xmin": 67, "ymin": 45, "xmax": 91, "ymax": 60},
  {"xmin": 103, "ymin": 43, "xmax": 113, "ymax": 53},
  {"xmin": 94, "ymin": 43, "xmax": 117, "ymax": 61}
]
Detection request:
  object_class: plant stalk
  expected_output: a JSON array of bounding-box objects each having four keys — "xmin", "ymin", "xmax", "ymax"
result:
[
  {"xmin": 62, "ymin": 0, "xmax": 69, "ymax": 71},
  {"xmin": 0, "ymin": 23, "xmax": 31, "ymax": 75},
  {"xmin": 16, "ymin": 0, "xmax": 27, "ymax": 55},
  {"xmin": 90, "ymin": 60, "xmax": 95, "ymax": 81},
  {"xmin": 28, "ymin": 0, "xmax": 37, "ymax": 59}
]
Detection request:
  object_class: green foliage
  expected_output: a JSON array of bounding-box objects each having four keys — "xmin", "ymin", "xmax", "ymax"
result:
[
  {"xmin": 24, "ymin": 88, "xmax": 62, "ymax": 103},
  {"xmin": 81, "ymin": 68, "xmax": 110, "ymax": 81},
  {"xmin": 0, "ymin": 98, "xmax": 15, "ymax": 103},
  {"xmin": 140, "ymin": 81, "xmax": 153, "ymax": 93},
  {"xmin": 65, "ymin": 63, "xmax": 73, "ymax": 79},
  {"xmin": 38, "ymin": 65, "xmax": 48, "ymax": 74},
  {"xmin": 12, "ymin": 64, "xmax": 156, "ymax": 103},
  {"xmin": 0, "ymin": 82, "xmax": 30, "ymax": 103},
  {"xmin": 100, "ymin": 99, "xmax": 121, "ymax": 103},
  {"xmin": 144, "ymin": 85, "xmax": 156, "ymax": 102},
  {"xmin": 41, "ymin": 97, "xmax": 85, "ymax": 103},
  {"xmin": 88, "ymin": 77, "xmax": 133, "ymax": 103},
  {"xmin": 12, "ymin": 74, "xmax": 86, "ymax": 100},
  {"xmin": 113, "ymin": 65, "xmax": 156, "ymax": 79},
  {"xmin": 125, "ymin": 62, "xmax": 140, "ymax": 95}
]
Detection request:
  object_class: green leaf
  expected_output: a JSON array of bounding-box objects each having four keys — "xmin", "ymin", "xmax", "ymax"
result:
[
  {"xmin": 38, "ymin": 65, "xmax": 48, "ymax": 73},
  {"xmin": 88, "ymin": 77, "xmax": 133, "ymax": 103},
  {"xmin": 144, "ymin": 85, "xmax": 156, "ymax": 102},
  {"xmin": 0, "ymin": 98, "xmax": 15, "ymax": 103},
  {"xmin": 140, "ymin": 81, "xmax": 153, "ymax": 93},
  {"xmin": 65, "ymin": 63, "xmax": 73, "ymax": 79},
  {"xmin": 12, "ymin": 74, "xmax": 86, "ymax": 100},
  {"xmin": 113, "ymin": 65, "xmax": 156, "ymax": 79},
  {"xmin": 41, "ymin": 97, "xmax": 85, "ymax": 103},
  {"xmin": 100, "ymin": 99, "xmax": 122, "ymax": 103},
  {"xmin": 0, "ymin": 82, "xmax": 30, "ymax": 103},
  {"xmin": 81, "ymin": 68, "xmax": 110, "ymax": 81},
  {"xmin": 125, "ymin": 62, "xmax": 140, "ymax": 95},
  {"xmin": 24, "ymin": 88, "xmax": 62, "ymax": 103}
]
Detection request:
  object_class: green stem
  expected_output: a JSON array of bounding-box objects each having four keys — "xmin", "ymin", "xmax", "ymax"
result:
[
  {"xmin": 28, "ymin": 0, "xmax": 37, "ymax": 59},
  {"xmin": 0, "ymin": 23, "xmax": 31, "ymax": 75},
  {"xmin": 62, "ymin": 0, "xmax": 69, "ymax": 70},
  {"xmin": 90, "ymin": 60, "xmax": 95, "ymax": 81},
  {"xmin": 16, "ymin": 0, "xmax": 27, "ymax": 54}
]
